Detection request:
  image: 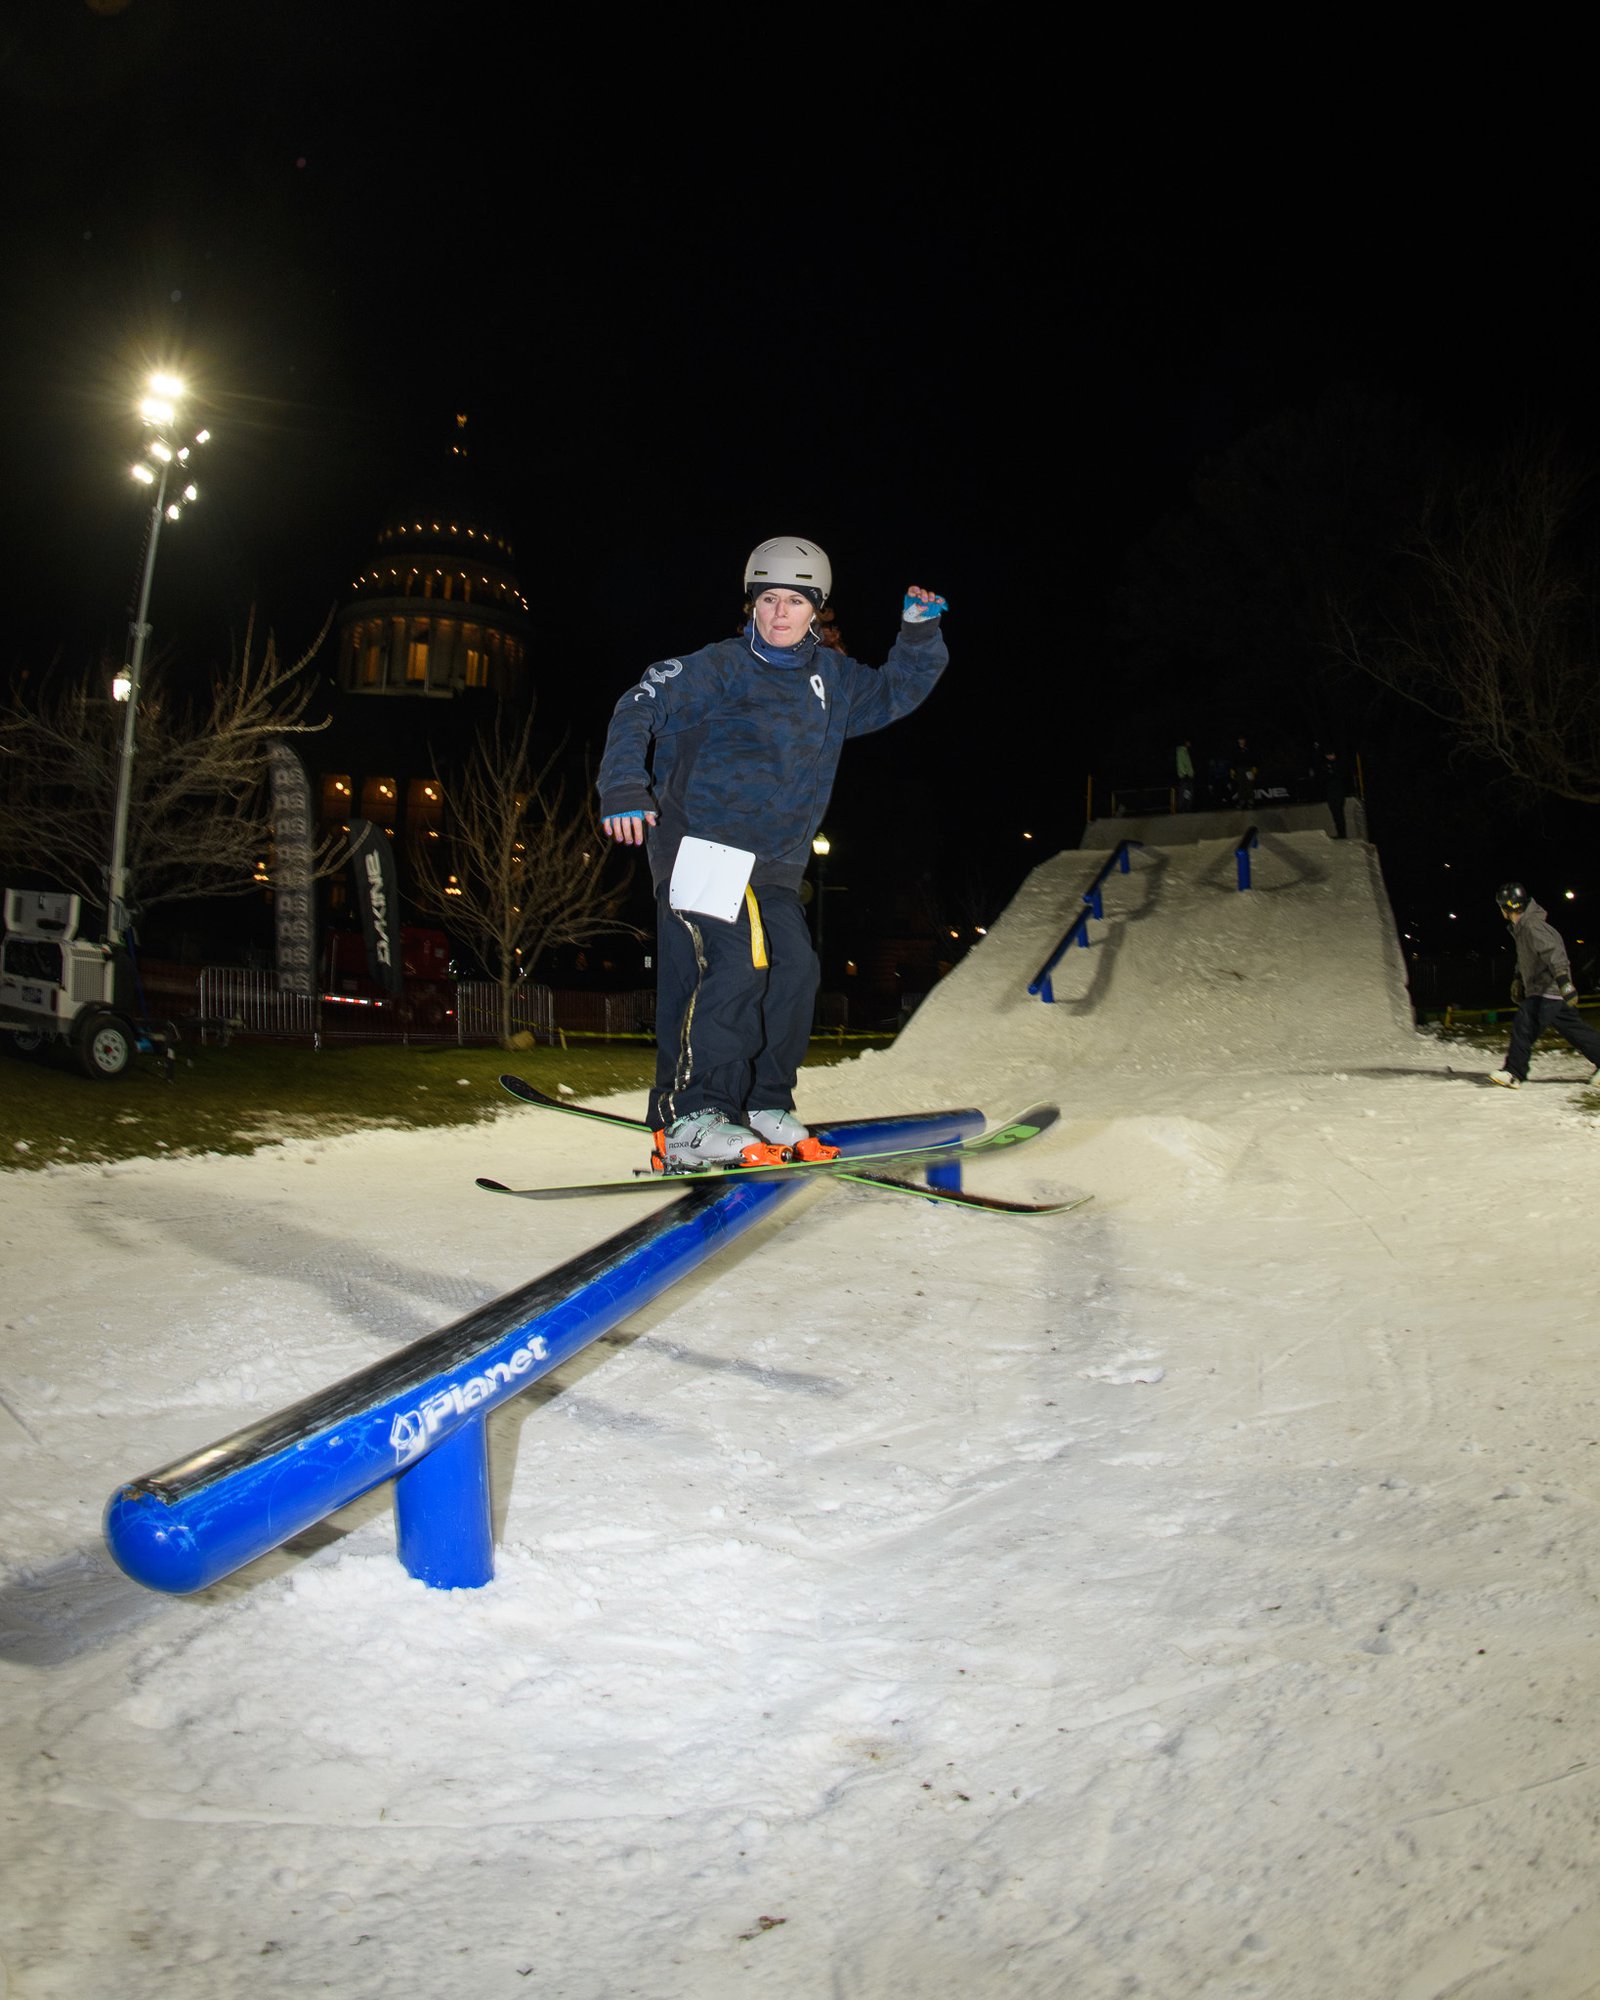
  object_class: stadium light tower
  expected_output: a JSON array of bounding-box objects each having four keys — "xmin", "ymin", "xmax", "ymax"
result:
[{"xmin": 106, "ymin": 372, "xmax": 210, "ymax": 943}]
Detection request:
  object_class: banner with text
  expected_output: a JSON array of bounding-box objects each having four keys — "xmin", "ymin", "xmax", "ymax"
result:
[
  {"xmin": 266, "ymin": 740, "xmax": 315, "ymax": 996},
  {"xmin": 347, "ymin": 818, "xmax": 403, "ymax": 996}
]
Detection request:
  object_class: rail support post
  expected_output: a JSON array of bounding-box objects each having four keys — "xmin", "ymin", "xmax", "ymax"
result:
[{"xmin": 394, "ymin": 1410, "xmax": 494, "ymax": 1589}]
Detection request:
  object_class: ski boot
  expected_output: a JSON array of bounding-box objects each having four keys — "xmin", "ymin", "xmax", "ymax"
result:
[
  {"xmin": 652, "ymin": 1109, "xmax": 790, "ymax": 1174},
  {"xmin": 1488, "ymin": 1069, "xmax": 1521, "ymax": 1089},
  {"xmin": 747, "ymin": 1107, "xmax": 840, "ymax": 1162}
]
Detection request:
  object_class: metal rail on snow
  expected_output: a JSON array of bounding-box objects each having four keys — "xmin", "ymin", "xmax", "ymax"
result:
[
  {"xmin": 1028, "ymin": 839, "xmax": 1141, "ymax": 1002},
  {"xmin": 103, "ymin": 1105, "xmax": 984, "ymax": 1596}
]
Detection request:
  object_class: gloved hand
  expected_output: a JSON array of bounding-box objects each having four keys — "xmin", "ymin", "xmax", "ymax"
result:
[
  {"xmin": 902, "ymin": 585, "xmax": 948, "ymax": 624},
  {"xmin": 1558, "ymin": 978, "xmax": 1579, "ymax": 1004},
  {"xmin": 602, "ymin": 810, "xmax": 656, "ymax": 846},
  {"xmin": 1510, "ymin": 976, "xmax": 1524, "ymax": 1004}
]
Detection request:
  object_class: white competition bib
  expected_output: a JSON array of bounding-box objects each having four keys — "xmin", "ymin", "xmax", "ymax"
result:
[{"xmin": 668, "ymin": 837, "xmax": 756, "ymax": 924}]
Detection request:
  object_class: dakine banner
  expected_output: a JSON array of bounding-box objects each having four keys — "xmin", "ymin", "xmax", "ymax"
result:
[
  {"xmin": 347, "ymin": 818, "xmax": 403, "ymax": 996},
  {"xmin": 266, "ymin": 740, "xmax": 315, "ymax": 996}
]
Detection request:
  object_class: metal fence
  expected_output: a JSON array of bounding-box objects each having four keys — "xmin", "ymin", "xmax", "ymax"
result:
[
  {"xmin": 197, "ymin": 968, "xmax": 322, "ymax": 1042},
  {"xmin": 452, "ymin": 980, "xmax": 555, "ymax": 1044},
  {"xmin": 194, "ymin": 968, "xmax": 652, "ymax": 1046}
]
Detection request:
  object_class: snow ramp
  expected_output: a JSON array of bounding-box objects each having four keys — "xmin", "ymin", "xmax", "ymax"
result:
[{"xmin": 880, "ymin": 816, "xmax": 1415, "ymax": 1098}]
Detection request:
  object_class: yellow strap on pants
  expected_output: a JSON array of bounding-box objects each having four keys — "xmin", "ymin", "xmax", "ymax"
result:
[{"xmin": 744, "ymin": 884, "xmax": 768, "ymax": 968}]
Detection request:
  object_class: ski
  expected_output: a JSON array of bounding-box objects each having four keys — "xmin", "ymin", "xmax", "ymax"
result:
[
  {"xmin": 474, "ymin": 1131, "xmax": 973, "ymax": 1199},
  {"xmin": 498, "ymin": 1074, "xmax": 654, "ymax": 1133},
  {"xmin": 832, "ymin": 1171, "xmax": 1091, "ymax": 1217},
  {"xmin": 485, "ymin": 1074, "xmax": 1064, "ymax": 1206}
]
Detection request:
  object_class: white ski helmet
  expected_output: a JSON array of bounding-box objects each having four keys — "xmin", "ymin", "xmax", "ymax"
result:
[{"xmin": 744, "ymin": 537, "xmax": 831, "ymax": 606}]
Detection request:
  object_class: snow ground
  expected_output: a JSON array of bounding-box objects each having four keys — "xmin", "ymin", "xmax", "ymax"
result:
[{"xmin": 3, "ymin": 828, "xmax": 1599, "ymax": 2000}]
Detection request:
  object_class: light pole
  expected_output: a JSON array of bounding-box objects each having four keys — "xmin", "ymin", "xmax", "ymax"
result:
[{"xmin": 106, "ymin": 373, "xmax": 208, "ymax": 944}]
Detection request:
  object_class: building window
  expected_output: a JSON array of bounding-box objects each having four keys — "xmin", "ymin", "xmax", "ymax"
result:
[
  {"xmin": 408, "ymin": 778, "xmax": 444, "ymax": 829},
  {"xmin": 360, "ymin": 776, "xmax": 398, "ymax": 821},
  {"xmin": 321, "ymin": 774, "xmax": 353, "ymax": 820},
  {"xmin": 405, "ymin": 621, "xmax": 430, "ymax": 684},
  {"xmin": 461, "ymin": 624, "xmax": 486, "ymax": 688}
]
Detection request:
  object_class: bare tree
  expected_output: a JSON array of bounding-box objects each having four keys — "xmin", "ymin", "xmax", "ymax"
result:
[
  {"xmin": 408, "ymin": 706, "xmax": 641, "ymax": 1044},
  {"xmin": 1343, "ymin": 435, "xmax": 1600, "ymax": 806},
  {"xmin": 0, "ymin": 612, "xmax": 335, "ymax": 916}
]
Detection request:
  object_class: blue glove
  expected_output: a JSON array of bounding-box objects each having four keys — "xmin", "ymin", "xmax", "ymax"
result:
[{"xmin": 902, "ymin": 586, "xmax": 948, "ymax": 624}]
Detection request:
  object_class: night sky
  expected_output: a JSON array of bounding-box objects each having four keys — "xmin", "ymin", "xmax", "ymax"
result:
[{"xmin": 4, "ymin": 4, "xmax": 1598, "ymax": 970}]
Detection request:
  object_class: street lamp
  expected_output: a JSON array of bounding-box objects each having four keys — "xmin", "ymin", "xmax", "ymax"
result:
[{"xmin": 106, "ymin": 372, "xmax": 209, "ymax": 943}]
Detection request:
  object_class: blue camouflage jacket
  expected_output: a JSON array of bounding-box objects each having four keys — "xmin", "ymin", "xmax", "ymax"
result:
[{"xmin": 597, "ymin": 618, "xmax": 948, "ymax": 892}]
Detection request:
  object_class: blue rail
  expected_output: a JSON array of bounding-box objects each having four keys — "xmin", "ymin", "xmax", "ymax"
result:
[
  {"xmin": 1235, "ymin": 824, "xmax": 1260, "ymax": 890},
  {"xmin": 1028, "ymin": 840, "xmax": 1140, "ymax": 1002},
  {"xmin": 103, "ymin": 1105, "xmax": 983, "ymax": 1596}
]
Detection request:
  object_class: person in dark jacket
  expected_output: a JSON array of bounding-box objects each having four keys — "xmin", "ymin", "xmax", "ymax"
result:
[
  {"xmin": 599, "ymin": 536, "xmax": 948, "ymax": 1170},
  {"xmin": 1488, "ymin": 882, "xmax": 1600, "ymax": 1088}
]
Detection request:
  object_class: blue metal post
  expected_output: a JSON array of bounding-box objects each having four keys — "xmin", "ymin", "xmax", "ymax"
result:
[{"xmin": 393, "ymin": 1410, "xmax": 494, "ymax": 1589}]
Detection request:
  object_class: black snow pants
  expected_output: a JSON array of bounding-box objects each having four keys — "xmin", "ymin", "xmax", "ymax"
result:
[
  {"xmin": 1504, "ymin": 995, "xmax": 1600, "ymax": 1080},
  {"xmin": 648, "ymin": 883, "xmax": 819, "ymax": 1132}
]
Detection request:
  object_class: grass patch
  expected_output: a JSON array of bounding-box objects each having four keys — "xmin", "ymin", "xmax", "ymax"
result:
[{"xmin": 0, "ymin": 1034, "xmax": 894, "ymax": 1173}]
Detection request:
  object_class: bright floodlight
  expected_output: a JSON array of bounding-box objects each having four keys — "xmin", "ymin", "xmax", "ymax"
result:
[
  {"xmin": 182, "ymin": 483, "xmax": 197, "ymax": 502},
  {"xmin": 131, "ymin": 462, "xmax": 155, "ymax": 485},
  {"xmin": 140, "ymin": 397, "xmax": 176, "ymax": 426},
  {"xmin": 148, "ymin": 371, "xmax": 184, "ymax": 397},
  {"xmin": 193, "ymin": 428, "xmax": 211, "ymax": 445},
  {"xmin": 148, "ymin": 440, "xmax": 173, "ymax": 463},
  {"xmin": 112, "ymin": 669, "xmax": 133, "ymax": 702}
]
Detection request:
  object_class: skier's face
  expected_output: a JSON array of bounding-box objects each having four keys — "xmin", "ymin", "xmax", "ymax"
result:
[{"xmin": 753, "ymin": 590, "xmax": 814, "ymax": 648}]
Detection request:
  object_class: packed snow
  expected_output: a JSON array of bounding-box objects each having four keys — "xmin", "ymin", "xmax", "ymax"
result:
[{"xmin": 4, "ymin": 820, "xmax": 1600, "ymax": 2000}]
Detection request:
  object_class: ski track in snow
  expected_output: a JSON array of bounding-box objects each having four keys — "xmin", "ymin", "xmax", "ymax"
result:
[{"xmin": 3, "ymin": 827, "xmax": 1600, "ymax": 1999}]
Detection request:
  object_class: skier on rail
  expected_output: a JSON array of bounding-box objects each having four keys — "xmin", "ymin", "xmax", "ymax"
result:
[{"xmin": 598, "ymin": 537, "xmax": 948, "ymax": 1172}]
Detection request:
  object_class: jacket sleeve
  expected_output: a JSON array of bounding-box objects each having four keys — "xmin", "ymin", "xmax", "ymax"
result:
[
  {"xmin": 596, "ymin": 654, "xmax": 712, "ymax": 818},
  {"xmin": 841, "ymin": 619, "xmax": 948, "ymax": 740}
]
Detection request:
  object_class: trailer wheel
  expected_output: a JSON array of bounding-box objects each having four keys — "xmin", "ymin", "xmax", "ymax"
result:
[
  {"xmin": 76, "ymin": 1010, "xmax": 135, "ymax": 1080},
  {"xmin": 4, "ymin": 1028, "xmax": 51, "ymax": 1061}
]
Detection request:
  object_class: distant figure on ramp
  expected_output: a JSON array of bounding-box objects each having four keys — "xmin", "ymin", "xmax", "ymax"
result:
[{"xmin": 1487, "ymin": 882, "xmax": 1600, "ymax": 1090}]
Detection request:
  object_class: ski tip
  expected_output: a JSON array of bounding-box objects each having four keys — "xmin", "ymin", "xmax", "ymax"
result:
[
  {"xmin": 475, "ymin": 1177, "xmax": 513, "ymax": 1192},
  {"xmin": 990, "ymin": 1102, "xmax": 1061, "ymax": 1137},
  {"xmin": 499, "ymin": 1073, "xmax": 555, "ymax": 1106}
]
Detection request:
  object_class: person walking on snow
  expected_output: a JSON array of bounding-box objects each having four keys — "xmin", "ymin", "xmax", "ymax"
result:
[
  {"xmin": 1488, "ymin": 882, "xmax": 1600, "ymax": 1089},
  {"xmin": 598, "ymin": 536, "xmax": 948, "ymax": 1171}
]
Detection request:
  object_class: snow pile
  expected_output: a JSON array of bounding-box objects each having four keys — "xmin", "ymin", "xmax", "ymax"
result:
[{"xmin": 4, "ymin": 824, "xmax": 1600, "ymax": 2000}]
